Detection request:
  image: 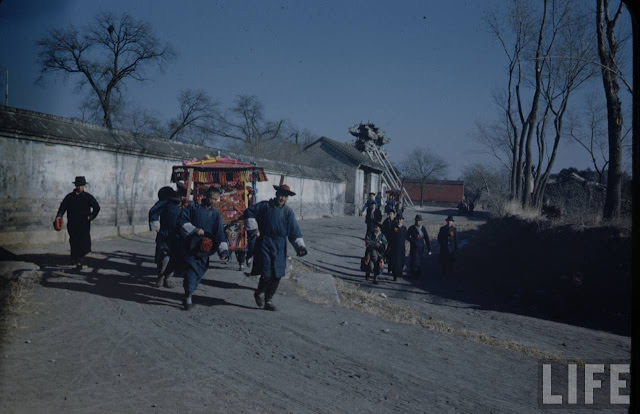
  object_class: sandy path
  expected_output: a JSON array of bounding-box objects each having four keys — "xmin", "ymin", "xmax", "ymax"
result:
[{"xmin": 0, "ymin": 212, "xmax": 628, "ymax": 413}]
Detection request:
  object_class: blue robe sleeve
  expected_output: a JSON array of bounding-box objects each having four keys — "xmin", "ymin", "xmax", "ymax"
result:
[
  {"xmin": 243, "ymin": 201, "xmax": 267, "ymax": 231},
  {"xmin": 286, "ymin": 208, "xmax": 303, "ymax": 246},
  {"xmin": 148, "ymin": 200, "xmax": 165, "ymax": 231},
  {"xmin": 177, "ymin": 203, "xmax": 197, "ymax": 237}
]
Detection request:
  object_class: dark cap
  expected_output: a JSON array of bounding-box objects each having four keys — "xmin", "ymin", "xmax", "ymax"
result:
[
  {"xmin": 446, "ymin": 215, "xmax": 455, "ymax": 222},
  {"xmin": 158, "ymin": 186, "xmax": 178, "ymax": 201},
  {"xmin": 273, "ymin": 184, "xmax": 296, "ymax": 196},
  {"xmin": 73, "ymin": 176, "xmax": 87, "ymax": 186},
  {"xmin": 415, "ymin": 214, "xmax": 422, "ymax": 221}
]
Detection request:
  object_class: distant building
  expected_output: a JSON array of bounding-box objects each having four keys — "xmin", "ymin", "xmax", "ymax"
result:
[
  {"xmin": 403, "ymin": 179, "xmax": 464, "ymax": 206},
  {"xmin": 303, "ymin": 137, "xmax": 383, "ymax": 214}
]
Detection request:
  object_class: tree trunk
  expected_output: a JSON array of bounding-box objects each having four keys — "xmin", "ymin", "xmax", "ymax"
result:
[{"xmin": 597, "ymin": 0, "xmax": 623, "ymax": 219}]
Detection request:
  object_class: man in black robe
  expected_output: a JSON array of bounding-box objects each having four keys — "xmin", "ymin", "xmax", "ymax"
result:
[
  {"xmin": 388, "ymin": 215, "xmax": 408, "ymax": 281},
  {"xmin": 56, "ymin": 176, "xmax": 100, "ymax": 270},
  {"xmin": 381, "ymin": 209, "xmax": 396, "ymax": 273},
  {"xmin": 437, "ymin": 215, "xmax": 458, "ymax": 276},
  {"xmin": 364, "ymin": 193, "xmax": 377, "ymax": 239},
  {"xmin": 408, "ymin": 214, "xmax": 431, "ymax": 277}
]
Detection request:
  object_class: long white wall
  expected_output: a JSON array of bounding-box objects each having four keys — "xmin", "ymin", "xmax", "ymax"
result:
[{"xmin": 0, "ymin": 135, "xmax": 345, "ymax": 247}]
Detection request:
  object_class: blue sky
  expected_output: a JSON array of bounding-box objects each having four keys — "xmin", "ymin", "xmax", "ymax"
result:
[{"xmin": 0, "ymin": 0, "xmax": 633, "ymax": 177}]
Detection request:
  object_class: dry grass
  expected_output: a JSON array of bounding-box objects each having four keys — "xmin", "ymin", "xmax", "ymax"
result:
[
  {"xmin": 333, "ymin": 279, "xmax": 567, "ymax": 361},
  {"xmin": 0, "ymin": 277, "xmax": 38, "ymax": 336}
]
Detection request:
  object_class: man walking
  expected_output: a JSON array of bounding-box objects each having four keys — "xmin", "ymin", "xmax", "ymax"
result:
[
  {"xmin": 364, "ymin": 193, "xmax": 377, "ymax": 239},
  {"xmin": 55, "ymin": 176, "xmax": 100, "ymax": 270},
  {"xmin": 408, "ymin": 214, "xmax": 431, "ymax": 277},
  {"xmin": 148, "ymin": 186, "xmax": 181, "ymax": 288},
  {"xmin": 175, "ymin": 187, "xmax": 229, "ymax": 310},
  {"xmin": 388, "ymin": 215, "xmax": 408, "ymax": 281},
  {"xmin": 437, "ymin": 215, "xmax": 458, "ymax": 276},
  {"xmin": 381, "ymin": 209, "xmax": 396, "ymax": 273},
  {"xmin": 364, "ymin": 222, "xmax": 387, "ymax": 284},
  {"xmin": 244, "ymin": 183, "xmax": 307, "ymax": 311}
]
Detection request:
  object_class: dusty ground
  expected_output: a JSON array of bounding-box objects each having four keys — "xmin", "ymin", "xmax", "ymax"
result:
[{"xmin": 0, "ymin": 207, "xmax": 630, "ymax": 413}]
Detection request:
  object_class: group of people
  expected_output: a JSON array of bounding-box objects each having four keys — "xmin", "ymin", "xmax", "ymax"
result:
[
  {"xmin": 56, "ymin": 176, "xmax": 307, "ymax": 311},
  {"xmin": 55, "ymin": 176, "xmax": 459, "ymax": 311},
  {"xmin": 361, "ymin": 192, "xmax": 458, "ymax": 283}
]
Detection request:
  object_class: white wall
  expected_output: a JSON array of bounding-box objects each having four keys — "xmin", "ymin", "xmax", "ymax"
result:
[
  {"xmin": 0, "ymin": 135, "xmax": 345, "ymax": 246},
  {"xmin": 255, "ymin": 173, "xmax": 345, "ymax": 219}
]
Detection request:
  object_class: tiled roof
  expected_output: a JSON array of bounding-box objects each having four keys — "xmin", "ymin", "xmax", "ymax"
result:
[
  {"xmin": 0, "ymin": 106, "xmax": 340, "ymax": 181},
  {"xmin": 303, "ymin": 136, "xmax": 382, "ymax": 171}
]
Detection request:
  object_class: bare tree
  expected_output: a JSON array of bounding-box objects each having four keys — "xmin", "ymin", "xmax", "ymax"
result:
[
  {"xmin": 400, "ymin": 148, "xmax": 448, "ymax": 206},
  {"xmin": 213, "ymin": 95, "xmax": 285, "ymax": 155},
  {"xmin": 462, "ymin": 163, "xmax": 508, "ymax": 206},
  {"xmin": 567, "ymin": 96, "xmax": 632, "ymax": 185},
  {"xmin": 36, "ymin": 12, "xmax": 174, "ymax": 129},
  {"xmin": 596, "ymin": 0, "xmax": 628, "ymax": 219},
  {"xmin": 167, "ymin": 89, "xmax": 219, "ymax": 142},
  {"xmin": 116, "ymin": 106, "xmax": 164, "ymax": 137},
  {"xmin": 487, "ymin": 0, "xmax": 596, "ymax": 209}
]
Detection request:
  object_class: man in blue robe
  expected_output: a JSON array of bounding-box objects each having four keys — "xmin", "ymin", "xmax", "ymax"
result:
[
  {"xmin": 176, "ymin": 187, "xmax": 229, "ymax": 310},
  {"xmin": 244, "ymin": 184, "xmax": 307, "ymax": 311},
  {"xmin": 148, "ymin": 186, "xmax": 181, "ymax": 288}
]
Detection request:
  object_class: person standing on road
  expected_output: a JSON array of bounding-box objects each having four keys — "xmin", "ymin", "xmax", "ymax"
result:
[
  {"xmin": 437, "ymin": 215, "xmax": 458, "ymax": 276},
  {"xmin": 364, "ymin": 222, "xmax": 387, "ymax": 284},
  {"xmin": 55, "ymin": 176, "xmax": 100, "ymax": 270},
  {"xmin": 175, "ymin": 186, "xmax": 229, "ymax": 310},
  {"xmin": 148, "ymin": 186, "xmax": 181, "ymax": 288},
  {"xmin": 388, "ymin": 215, "xmax": 408, "ymax": 281},
  {"xmin": 381, "ymin": 209, "xmax": 396, "ymax": 273},
  {"xmin": 408, "ymin": 214, "xmax": 432, "ymax": 277},
  {"xmin": 244, "ymin": 184, "xmax": 308, "ymax": 311},
  {"xmin": 364, "ymin": 193, "xmax": 377, "ymax": 239}
]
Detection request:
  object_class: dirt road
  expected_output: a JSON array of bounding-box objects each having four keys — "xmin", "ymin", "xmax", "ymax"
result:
[{"xmin": 0, "ymin": 210, "xmax": 629, "ymax": 413}]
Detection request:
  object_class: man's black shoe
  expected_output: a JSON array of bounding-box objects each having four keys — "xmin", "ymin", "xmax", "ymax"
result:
[
  {"xmin": 254, "ymin": 291, "xmax": 264, "ymax": 308},
  {"xmin": 264, "ymin": 301, "xmax": 276, "ymax": 311}
]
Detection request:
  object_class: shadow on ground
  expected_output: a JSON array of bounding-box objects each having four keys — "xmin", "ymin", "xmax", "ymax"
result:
[
  {"xmin": 304, "ymin": 225, "xmax": 630, "ymax": 337},
  {"xmin": 17, "ymin": 251, "xmax": 254, "ymax": 310}
]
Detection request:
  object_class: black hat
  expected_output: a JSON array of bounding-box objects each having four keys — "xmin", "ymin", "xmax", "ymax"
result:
[
  {"xmin": 158, "ymin": 186, "xmax": 178, "ymax": 201},
  {"xmin": 369, "ymin": 192, "xmax": 376, "ymax": 196},
  {"xmin": 373, "ymin": 222, "xmax": 382, "ymax": 228},
  {"xmin": 387, "ymin": 209, "xmax": 396, "ymax": 215},
  {"xmin": 446, "ymin": 215, "xmax": 455, "ymax": 222},
  {"xmin": 73, "ymin": 176, "xmax": 87, "ymax": 186},
  {"xmin": 415, "ymin": 214, "xmax": 422, "ymax": 221},
  {"xmin": 273, "ymin": 184, "xmax": 296, "ymax": 196}
]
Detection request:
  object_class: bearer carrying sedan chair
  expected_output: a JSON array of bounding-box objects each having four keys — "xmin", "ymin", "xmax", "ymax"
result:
[{"xmin": 171, "ymin": 154, "xmax": 268, "ymax": 270}]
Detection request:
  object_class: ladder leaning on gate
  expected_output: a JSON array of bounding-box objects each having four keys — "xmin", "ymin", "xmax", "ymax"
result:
[{"xmin": 349, "ymin": 122, "xmax": 414, "ymax": 209}]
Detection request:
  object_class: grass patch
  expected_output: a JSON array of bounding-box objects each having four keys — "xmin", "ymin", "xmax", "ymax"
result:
[{"xmin": 333, "ymin": 278, "xmax": 563, "ymax": 361}]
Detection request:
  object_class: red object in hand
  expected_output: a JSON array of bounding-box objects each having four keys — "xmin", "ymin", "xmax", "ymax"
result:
[
  {"xmin": 53, "ymin": 217, "xmax": 64, "ymax": 231},
  {"xmin": 450, "ymin": 231, "xmax": 454, "ymax": 237},
  {"xmin": 200, "ymin": 237, "xmax": 213, "ymax": 252}
]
